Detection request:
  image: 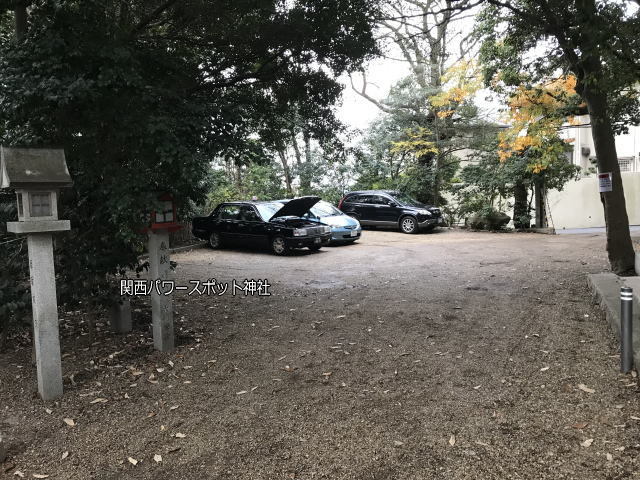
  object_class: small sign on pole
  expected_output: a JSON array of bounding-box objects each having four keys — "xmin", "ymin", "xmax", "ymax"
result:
[{"xmin": 598, "ymin": 172, "xmax": 613, "ymax": 193}]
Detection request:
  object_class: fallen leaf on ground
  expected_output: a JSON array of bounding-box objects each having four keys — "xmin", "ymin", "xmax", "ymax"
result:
[
  {"xmin": 322, "ymin": 372, "xmax": 332, "ymax": 377},
  {"xmin": 90, "ymin": 398, "xmax": 107, "ymax": 404},
  {"xmin": 61, "ymin": 451, "xmax": 69, "ymax": 460},
  {"xmin": 578, "ymin": 384, "xmax": 595, "ymax": 394},
  {"xmin": 540, "ymin": 366, "xmax": 550, "ymax": 372},
  {"xmin": 236, "ymin": 390, "xmax": 247, "ymax": 395},
  {"xmin": 154, "ymin": 454, "xmax": 162, "ymax": 463},
  {"xmin": 128, "ymin": 457, "xmax": 138, "ymax": 466},
  {"xmin": 449, "ymin": 435, "xmax": 456, "ymax": 446},
  {"xmin": 174, "ymin": 433, "xmax": 186, "ymax": 438},
  {"xmin": 45, "ymin": 408, "xmax": 52, "ymax": 415},
  {"xmin": 606, "ymin": 453, "xmax": 613, "ymax": 461},
  {"xmin": 169, "ymin": 405, "xmax": 179, "ymax": 411},
  {"xmin": 13, "ymin": 471, "xmax": 24, "ymax": 478},
  {"xmin": 63, "ymin": 418, "xmax": 75, "ymax": 427},
  {"xmin": 32, "ymin": 475, "xmax": 49, "ymax": 479},
  {"xmin": 580, "ymin": 438, "xmax": 594, "ymax": 448},
  {"xmin": 393, "ymin": 441, "xmax": 404, "ymax": 447},
  {"xmin": 571, "ymin": 422, "xmax": 588, "ymax": 429},
  {"xmin": 631, "ymin": 416, "xmax": 640, "ymax": 420}
]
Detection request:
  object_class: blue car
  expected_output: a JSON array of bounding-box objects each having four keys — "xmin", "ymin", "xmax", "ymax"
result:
[{"xmin": 278, "ymin": 199, "xmax": 362, "ymax": 244}]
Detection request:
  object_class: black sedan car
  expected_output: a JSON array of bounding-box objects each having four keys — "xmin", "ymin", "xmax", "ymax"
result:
[
  {"xmin": 192, "ymin": 196, "xmax": 332, "ymax": 255},
  {"xmin": 338, "ymin": 190, "xmax": 442, "ymax": 234}
]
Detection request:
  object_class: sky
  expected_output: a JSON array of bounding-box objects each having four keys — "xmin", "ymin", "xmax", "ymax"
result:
[
  {"xmin": 336, "ymin": 58, "xmax": 410, "ymax": 131},
  {"xmin": 334, "ymin": 7, "xmax": 504, "ymax": 133},
  {"xmin": 336, "ymin": 58, "xmax": 504, "ymax": 133}
]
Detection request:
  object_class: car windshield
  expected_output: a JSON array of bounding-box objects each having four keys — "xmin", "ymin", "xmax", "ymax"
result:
[
  {"xmin": 392, "ymin": 192, "xmax": 424, "ymax": 207},
  {"xmin": 255, "ymin": 202, "xmax": 284, "ymax": 221},
  {"xmin": 310, "ymin": 201, "xmax": 342, "ymax": 218}
]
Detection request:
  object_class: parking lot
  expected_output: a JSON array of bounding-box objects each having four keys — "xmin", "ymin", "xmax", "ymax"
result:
[{"xmin": 2, "ymin": 229, "xmax": 640, "ymax": 479}]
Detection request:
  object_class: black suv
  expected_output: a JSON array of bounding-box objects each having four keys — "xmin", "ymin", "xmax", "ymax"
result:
[{"xmin": 338, "ymin": 190, "xmax": 442, "ymax": 234}]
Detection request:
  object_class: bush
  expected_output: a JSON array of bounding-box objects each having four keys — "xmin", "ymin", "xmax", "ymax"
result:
[{"xmin": 467, "ymin": 208, "xmax": 510, "ymax": 230}]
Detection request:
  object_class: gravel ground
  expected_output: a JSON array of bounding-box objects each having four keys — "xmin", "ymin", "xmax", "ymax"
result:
[{"xmin": 1, "ymin": 228, "xmax": 639, "ymax": 479}]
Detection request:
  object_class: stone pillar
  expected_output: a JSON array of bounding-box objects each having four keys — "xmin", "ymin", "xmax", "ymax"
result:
[
  {"xmin": 27, "ymin": 233, "xmax": 63, "ymax": 400},
  {"xmin": 148, "ymin": 229, "xmax": 174, "ymax": 352},
  {"xmin": 0, "ymin": 432, "xmax": 6, "ymax": 463},
  {"xmin": 109, "ymin": 298, "xmax": 132, "ymax": 333}
]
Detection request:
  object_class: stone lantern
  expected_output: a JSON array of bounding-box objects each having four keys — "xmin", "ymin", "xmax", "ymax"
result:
[
  {"xmin": 1, "ymin": 146, "xmax": 72, "ymax": 400},
  {"xmin": 143, "ymin": 192, "xmax": 181, "ymax": 353}
]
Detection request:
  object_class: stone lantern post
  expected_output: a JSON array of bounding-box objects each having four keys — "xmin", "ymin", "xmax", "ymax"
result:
[{"xmin": 1, "ymin": 147, "xmax": 72, "ymax": 400}]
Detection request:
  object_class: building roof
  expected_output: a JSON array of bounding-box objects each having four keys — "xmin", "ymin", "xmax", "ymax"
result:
[{"xmin": 0, "ymin": 147, "xmax": 72, "ymax": 189}]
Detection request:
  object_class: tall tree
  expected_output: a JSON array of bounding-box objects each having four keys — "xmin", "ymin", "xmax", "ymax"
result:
[
  {"xmin": 475, "ymin": 0, "xmax": 640, "ymax": 274},
  {"xmin": 0, "ymin": 0, "xmax": 381, "ymax": 311},
  {"xmin": 352, "ymin": 0, "xmax": 492, "ymax": 204}
]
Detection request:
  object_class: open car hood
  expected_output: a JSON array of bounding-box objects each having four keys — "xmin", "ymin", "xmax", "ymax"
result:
[{"xmin": 270, "ymin": 196, "xmax": 321, "ymax": 220}]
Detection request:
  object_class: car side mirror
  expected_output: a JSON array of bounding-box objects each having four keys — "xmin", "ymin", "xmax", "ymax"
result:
[{"xmin": 389, "ymin": 202, "xmax": 398, "ymax": 207}]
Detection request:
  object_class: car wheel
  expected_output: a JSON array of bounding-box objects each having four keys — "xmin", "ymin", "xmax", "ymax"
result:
[
  {"xmin": 400, "ymin": 216, "xmax": 418, "ymax": 234},
  {"xmin": 209, "ymin": 232, "xmax": 222, "ymax": 249},
  {"xmin": 270, "ymin": 235, "xmax": 290, "ymax": 256}
]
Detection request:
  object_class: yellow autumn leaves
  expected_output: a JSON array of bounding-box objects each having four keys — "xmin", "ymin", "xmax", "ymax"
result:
[
  {"xmin": 391, "ymin": 61, "xmax": 482, "ymax": 159},
  {"xmin": 498, "ymin": 75, "xmax": 578, "ymax": 171}
]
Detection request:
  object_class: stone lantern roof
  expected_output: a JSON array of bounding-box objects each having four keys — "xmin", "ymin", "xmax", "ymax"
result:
[{"xmin": 0, "ymin": 147, "xmax": 72, "ymax": 189}]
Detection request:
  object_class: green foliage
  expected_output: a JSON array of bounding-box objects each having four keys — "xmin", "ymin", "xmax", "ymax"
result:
[
  {"xmin": 451, "ymin": 138, "xmax": 580, "ymax": 228},
  {"xmin": 355, "ymin": 64, "xmax": 499, "ymax": 207},
  {"xmin": 476, "ymin": 1, "xmax": 640, "ymax": 132},
  {"xmin": 0, "ymin": 1, "xmax": 380, "ymax": 318},
  {"xmin": 0, "ymin": 193, "xmax": 30, "ymax": 342}
]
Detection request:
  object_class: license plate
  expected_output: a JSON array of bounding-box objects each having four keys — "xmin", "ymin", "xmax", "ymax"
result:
[
  {"xmin": 314, "ymin": 237, "xmax": 321, "ymax": 244},
  {"xmin": 350, "ymin": 230, "xmax": 358, "ymax": 237}
]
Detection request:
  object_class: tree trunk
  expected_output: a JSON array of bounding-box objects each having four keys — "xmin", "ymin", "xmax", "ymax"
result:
[
  {"xmin": 513, "ymin": 180, "xmax": 529, "ymax": 229},
  {"xmin": 583, "ymin": 88, "xmax": 635, "ymax": 274},
  {"xmin": 533, "ymin": 176, "xmax": 546, "ymax": 228},
  {"xmin": 278, "ymin": 150, "xmax": 293, "ymax": 197},
  {"xmin": 14, "ymin": 1, "xmax": 27, "ymax": 41},
  {"xmin": 432, "ymin": 156, "xmax": 440, "ymax": 205},
  {"xmin": 290, "ymin": 132, "xmax": 309, "ymax": 194}
]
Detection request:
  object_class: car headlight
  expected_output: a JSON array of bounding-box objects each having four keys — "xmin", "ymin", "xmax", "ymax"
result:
[
  {"xmin": 323, "ymin": 226, "xmax": 332, "ymax": 233},
  {"xmin": 417, "ymin": 209, "xmax": 432, "ymax": 215},
  {"xmin": 293, "ymin": 228, "xmax": 308, "ymax": 236}
]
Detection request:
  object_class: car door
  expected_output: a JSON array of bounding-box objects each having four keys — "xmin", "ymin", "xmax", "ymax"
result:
[
  {"xmin": 374, "ymin": 195, "xmax": 403, "ymax": 225},
  {"xmin": 217, "ymin": 204, "xmax": 241, "ymax": 239},
  {"xmin": 238, "ymin": 205, "xmax": 268, "ymax": 246},
  {"xmin": 354, "ymin": 195, "xmax": 377, "ymax": 223}
]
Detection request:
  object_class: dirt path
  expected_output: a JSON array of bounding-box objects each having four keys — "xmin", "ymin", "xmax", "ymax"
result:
[{"xmin": 1, "ymin": 229, "xmax": 639, "ymax": 479}]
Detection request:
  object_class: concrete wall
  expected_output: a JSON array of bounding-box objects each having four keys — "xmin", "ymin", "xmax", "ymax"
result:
[{"xmin": 547, "ymin": 172, "xmax": 640, "ymax": 231}]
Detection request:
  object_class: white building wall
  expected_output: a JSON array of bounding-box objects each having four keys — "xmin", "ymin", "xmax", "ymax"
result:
[{"xmin": 549, "ymin": 117, "xmax": 640, "ymax": 230}]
